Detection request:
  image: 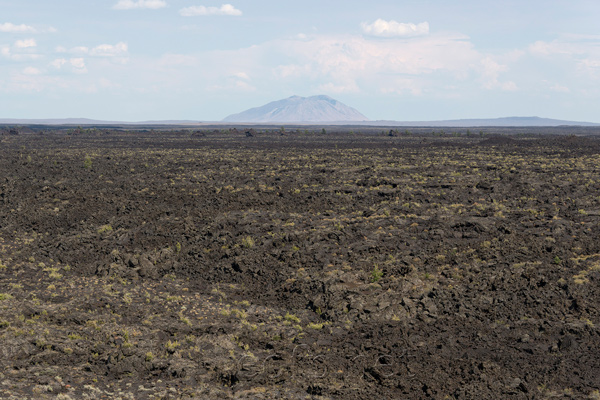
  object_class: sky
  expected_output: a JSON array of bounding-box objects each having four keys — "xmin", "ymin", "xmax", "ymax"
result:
[{"xmin": 1, "ymin": 0, "xmax": 600, "ymax": 122}]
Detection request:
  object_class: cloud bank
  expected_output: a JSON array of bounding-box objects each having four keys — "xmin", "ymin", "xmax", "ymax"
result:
[
  {"xmin": 180, "ymin": 4, "xmax": 242, "ymax": 16},
  {"xmin": 361, "ymin": 19, "xmax": 429, "ymax": 38}
]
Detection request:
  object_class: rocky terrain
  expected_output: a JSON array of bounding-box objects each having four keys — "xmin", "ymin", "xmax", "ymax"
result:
[{"xmin": 0, "ymin": 128, "xmax": 599, "ymax": 399}]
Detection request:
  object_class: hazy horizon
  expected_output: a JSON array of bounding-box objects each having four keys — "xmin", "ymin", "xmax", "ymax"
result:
[{"xmin": 1, "ymin": 1, "xmax": 600, "ymax": 123}]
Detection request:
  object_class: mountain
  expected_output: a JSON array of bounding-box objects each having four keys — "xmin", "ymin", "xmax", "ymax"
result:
[{"xmin": 222, "ymin": 95, "xmax": 369, "ymax": 123}]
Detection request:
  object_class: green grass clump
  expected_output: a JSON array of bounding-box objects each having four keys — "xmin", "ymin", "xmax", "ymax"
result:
[
  {"xmin": 97, "ymin": 224, "xmax": 113, "ymax": 234},
  {"xmin": 284, "ymin": 312, "xmax": 300, "ymax": 323},
  {"xmin": 0, "ymin": 293, "xmax": 13, "ymax": 301},
  {"xmin": 241, "ymin": 236, "xmax": 255, "ymax": 248}
]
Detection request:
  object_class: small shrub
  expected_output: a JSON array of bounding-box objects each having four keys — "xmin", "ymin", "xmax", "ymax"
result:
[
  {"xmin": 370, "ymin": 265, "xmax": 383, "ymax": 283},
  {"xmin": 165, "ymin": 340, "xmax": 180, "ymax": 353},
  {"xmin": 48, "ymin": 269, "xmax": 63, "ymax": 280},
  {"xmin": 553, "ymin": 256, "xmax": 561, "ymax": 265},
  {"xmin": 241, "ymin": 236, "xmax": 255, "ymax": 248},
  {"xmin": 83, "ymin": 155, "xmax": 92, "ymax": 169},
  {"xmin": 179, "ymin": 312, "xmax": 192, "ymax": 326}
]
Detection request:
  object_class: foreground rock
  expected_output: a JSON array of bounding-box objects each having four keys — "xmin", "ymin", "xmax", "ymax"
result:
[{"xmin": 0, "ymin": 129, "xmax": 599, "ymax": 399}]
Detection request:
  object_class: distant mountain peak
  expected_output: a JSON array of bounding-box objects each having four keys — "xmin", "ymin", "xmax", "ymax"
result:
[{"xmin": 222, "ymin": 95, "xmax": 369, "ymax": 123}]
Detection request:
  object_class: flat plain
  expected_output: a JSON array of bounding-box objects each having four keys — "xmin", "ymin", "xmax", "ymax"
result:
[{"xmin": 0, "ymin": 127, "xmax": 599, "ymax": 399}]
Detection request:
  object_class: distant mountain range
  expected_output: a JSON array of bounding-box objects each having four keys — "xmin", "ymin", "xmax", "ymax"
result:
[
  {"xmin": 222, "ymin": 95, "xmax": 369, "ymax": 123},
  {"xmin": 0, "ymin": 118, "xmax": 201, "ymax": 126},
  {"xmin": 364, "ymin": 116, "xmax": 600, "ymax": 127},
  {"xmin": 2, "ymin": 95, "xmax": 599, "ymax": 127}
]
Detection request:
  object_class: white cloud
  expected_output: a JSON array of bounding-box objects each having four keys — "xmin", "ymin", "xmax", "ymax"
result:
[
  {"xmin": 3, "ymin": 30, "xmax": 518, "ymax": 100},
  {"xmin": 479, "ymin": 57, "xmax": 517, "ymax": 91},
  {"xmin": 361, "ymin": 19, "xmax": 429, "ymax": 38},
  {"xmin": 57, "ymin": 42, "xmax": 128, "ymax": 57},
  {"xmin": 232, "ymin": 72, "xmax": 249, "ymax": 80},
  {"xmin": 0, "ymin": 23, "xmax": 56, "ymax": 34},
  {"xmin": 529, "ymin": 36, "xmax": 600, "ymax": 59},
  {"xmin": 274, "ymin": 63, "xmax": 312, "ymax": 79},
  {"xmin": 112, "ymin": 0, "xmax": 167, "ymax": 10},
  {"xmin": 529, "ymin": 35, "xmax": 600, "ymax": 81},
  {"xmin": 529, "ymin": 40, "xmax": 568, "ymax": 56},
  {"xmin": 180, "ymin": 4, "xmax": 242, "ymax": 16},
  {"xmin": 23, "ymin": 67, "xmax": 41, "ymax": 75},
  {"xmin": 50, "ymin": 58, "xmax": 67, "ymax": 68},
  {"xmin": 70, "ymin": 58, "xmax": 86, "ymax": 69},
  {"xmin": 479, "ymin": 57, "xmax": 506, "ymax": 88},
  {"xmin": 70, "ymin": 58, "xmax": 88, "ymax": 73},
  {"xmin": 49, "ymin": 58, "xmax": 87, "ymax": 73},
  {"xmin": 272, "ymin": 33, "xmax": 480, "ymax": 81},
  {"xmin": 1, "ymin": 44, "xmax": 41, "ymax": 61},
  {"xmin": 90, "ymin": 42, "xmax": 128, "ymax": 57},
  {"xmin": 207, "ymin": 71, "xmax": 255, "ymax": 92},
  {"xmin": 71, "ymin": 46, "xmax": 90, "ymax": 54},
  {"xmin": 577, "ymin": 58, "xmax": 600, "ymax": 80},
  {"xmin": 192, "ymin": 32, "xmax": 498, "ymax": 97},
  {"xmin": 0, "ymin": 22, "xmax": 36, "ymax": 33},
  {"xmin": 14, "ymin": 39, "xmax": 36, "ymax": 49}
]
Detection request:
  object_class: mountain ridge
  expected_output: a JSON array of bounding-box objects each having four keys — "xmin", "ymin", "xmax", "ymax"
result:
[
  {"xmin": 2, "ymin": 116, "xmax": 598, "ymax": 127},
  {"xmin": 363, "ymin": 116, "xmax": 600, "ymax": 127}
]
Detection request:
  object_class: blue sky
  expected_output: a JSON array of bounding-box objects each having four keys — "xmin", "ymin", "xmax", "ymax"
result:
[{"xmin": 1, "ymin": 0, "xmax": 600, "ymax": 122}]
